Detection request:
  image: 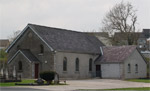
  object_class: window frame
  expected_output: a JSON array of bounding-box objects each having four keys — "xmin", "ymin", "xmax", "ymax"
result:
[
  {"xmin": 89, "ymin": 58, "xmax": 93, "ymax": 71},
  {"xmin": 63, "ymin": 57, "xmax": 67, "ymax": 71},
  {"xmin": 135, "ymin": 64, "xmax": 138, "ymax": 73},
  {"xmin": 40, "ymin": 44, "xmax": 44, "ymax": 53},
  {"xmin": 18, "ymin": 61, "xmax": 22, "ymax": 71},
  {"xmin": 75, "ymin": 58, "xmax": 79, "ymax": 72},
  {"xmin": 128, "ymin": 64, "xmax": 131, "ymax": 73}
]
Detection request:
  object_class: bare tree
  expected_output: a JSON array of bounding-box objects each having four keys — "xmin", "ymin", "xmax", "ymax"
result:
[
  {"xmin": 101, "ymin": 1, "xmax": 138, "ymax": 45},
  {"xmin": 8, "ymin": 30, "xmax": 21, "ymax": 43}
]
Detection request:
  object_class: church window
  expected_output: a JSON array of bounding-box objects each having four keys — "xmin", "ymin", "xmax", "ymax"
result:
[
  {"xmin": 135, "ymin": 64, "xmax": 138, "ymax": 73},
  {"xmin": 75, "ymin": 58, "xmax": 79, "ymax": 71},
  {"xmin": 63, "ymin": 57, "xmax": 67, "ymax": 71},
  {"xmin": 40, "ymin": 44, "xmax": 44, "ymax": 53},
  {"xmin": 18, "ymin": 61, "xmax": 22, "ymax": 71},
  {"xmin": 89, "ymin": 58, "xmax": 93, "ymax": 71},
  {"xmin": 128, "ymin": 64, "xmax": 131, "ymax": 73}
]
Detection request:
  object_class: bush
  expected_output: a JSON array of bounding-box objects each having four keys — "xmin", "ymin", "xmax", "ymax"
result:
[{"xmin": 40, "ymin": 71, "xmax": 55, "ymax": 84}]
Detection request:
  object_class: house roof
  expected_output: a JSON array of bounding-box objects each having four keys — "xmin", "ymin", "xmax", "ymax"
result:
[
  {"xmin": 0, "ymin": 39, "xmax": 9, "ymax": 48},
  {"xmin": 21, "ymin": 49, "xmax": 39, "ymax": 62},
  {"xmin": 85, "ymin": 32, "xmax": 109, "ymax": 38},
  {"xmin": 139, "ymin": 29, "xmax": 150, "ymax": 38},
  {"xmin": 114, "ymin": 32, "xmax": 141, "ymax": 41},
  {"xmin": 29, "ymin": 24, "xmax": 105, "ymax": 54},
  {"xmin": 8, "ymin": 49, "xmax": 39, "ymax": 63},
  {"xmin": 6, "ymin": 24, "xmax": 104, "ymax": 54},
  {"xmin": 98, "ymin": 46, "xmax": 137, "ymax": 63}
]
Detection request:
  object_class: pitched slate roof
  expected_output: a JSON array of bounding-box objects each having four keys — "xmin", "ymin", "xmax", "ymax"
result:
[
  {"xmin": 98, "ymin": 46, "xmax": 137, "ymax": 63},
  {"xmin": 8, "ymin": 49, "xmax": 39, "ymax": 63},
  {"xmin": 21, "ymin": 49, "xmax": 39, "ymax": 62},
  {"xmin": 28, "ymin": 24, "xmax": 104, "ymax": 54}
]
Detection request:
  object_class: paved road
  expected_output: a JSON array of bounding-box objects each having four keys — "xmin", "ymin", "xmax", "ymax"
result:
[{"xmin": 0, "ymin": 79, "xmax": 150, "ymax": 91}]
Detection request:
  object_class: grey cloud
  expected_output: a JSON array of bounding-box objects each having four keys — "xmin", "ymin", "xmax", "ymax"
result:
[{"xmin": 0, "ymin": 0, "xmax": 150, "ymax": 38}]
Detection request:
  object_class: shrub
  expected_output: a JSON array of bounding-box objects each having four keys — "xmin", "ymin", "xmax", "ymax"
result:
[{"xmin": 40, "ymin": 71, "xmax": 55, "ymax": 84}]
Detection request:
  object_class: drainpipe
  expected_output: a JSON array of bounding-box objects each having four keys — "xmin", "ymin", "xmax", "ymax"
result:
[{"xmin": 53, "ymin": 51, "xmax": 57, "ymax": 72}]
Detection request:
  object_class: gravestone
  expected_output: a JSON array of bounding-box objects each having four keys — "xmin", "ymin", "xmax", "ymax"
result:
[
  {"xmin": 13, "ymin": 66, "xmax": 16, "ymax": 79},
  {"xmin": 0, "ymin": 68, "xmax": 4, "ymax": 77},
  {"xmin": 5, "ymin": 68, "xmax": 9, "ymax": 80},
  {"xmin": 36, "ymin": 78, "xmax": 44, "ymax": 85},
  {"xmin": 54, "ymin": 73, "xmax": 59, "ymax": 84}
]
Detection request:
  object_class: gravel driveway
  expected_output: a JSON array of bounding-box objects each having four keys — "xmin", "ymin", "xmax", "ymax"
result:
[{"xmin": 1, "ymin": 79, "xmax": 150, "ymax": 91}]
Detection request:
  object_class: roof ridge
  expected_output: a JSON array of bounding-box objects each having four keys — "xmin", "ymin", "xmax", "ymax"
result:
[
  {"xmin": 28, "ymin": 23, "xmax": 84, "ymax": 34},
  {"xmin": 103, "ymin": 45, "xmax": 137, "ymax": 48},
  {"xmin": 6, "ymin": 23, "xmax": 104, "ymax": 54}
]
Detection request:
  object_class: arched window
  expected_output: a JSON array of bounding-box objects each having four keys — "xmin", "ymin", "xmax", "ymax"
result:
[
  {"xmin": 75, "ymin": 58, "xmax": 79, "ymax": 71},
  {"xmin": 63, "ymin": 57, "xmax": 67, "ymax": 71},
  {"xmin": 128, "ymin": 64, "xmax": 131, "ymax": 73},
  {"xmin": 18, "ymin": 61, "xmax": 22, "ymax": 71},
  {"xmin": 40, "ymin": 44, "xmax": 44, "ymax": 53},
  {"xmin": 135, "ymin": 64, "xmax": 138, "ymax": 73},
  {"xmin": 89, "ymin": 58, "xmax": 93, "ymax": 71}
]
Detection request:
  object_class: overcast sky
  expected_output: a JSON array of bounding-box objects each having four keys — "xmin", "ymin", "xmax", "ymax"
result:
[{"xmin": 0, "ymin": 0, "xmax": 150, "ymax": 39}]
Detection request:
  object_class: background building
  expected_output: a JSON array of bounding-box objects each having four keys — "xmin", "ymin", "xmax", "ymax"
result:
[{"xmin": 0, "ymin": 39, "xmax": 9, "ymax": 50}]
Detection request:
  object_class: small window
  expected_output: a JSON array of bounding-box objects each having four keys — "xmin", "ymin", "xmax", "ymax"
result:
[
  {"xmin": 128, "ymin": 64, "xmax": 131, "ymax": 73},
  {"xmin": 18, "ymin": 61, "xmax": 22, "ymax": 71},
  {"xmin": 40, "ymin": 44, "xmax": 44, "ymax": 53},
  {"xmin": 17, "ymin": 45, "xmax": 20, "ymax": 50},
  {"xmin": 89, "ymin": 58, "xmax": 93, "ymax": 71},
  {"xmin": 63, "ymin": 57, "xmax": 67, "ymax": 71},
  {"xmin": 75, "ymin": 58, "xmax": 79, "ymax": 71},
  {"xmin": 135, "ymin": 64, "xmax": 138, "ymax": 73}
]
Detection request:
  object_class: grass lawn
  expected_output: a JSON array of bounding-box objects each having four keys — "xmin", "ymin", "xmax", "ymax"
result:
[
  {"xmin": 0, "ymin": 79, "xmax": 35, "ymax": 87},
  {"xmin": 0, "ymin": 79, "xmax": 67, "ymax": 87},
  {"xmin": 126, "ymin": 79, "xmax": 150, "ymax": 83},
  {"xmin": 79, "ymin": 87, "xmax": 150, "ymax": 90},
  {"xmin": 105, "ymin": 87, "xmax": 150, "ymax": 90}
]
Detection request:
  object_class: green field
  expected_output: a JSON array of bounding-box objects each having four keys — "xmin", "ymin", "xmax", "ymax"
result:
[
  {"xmin": 0, "ymin": 79, "xmax": 67, "ymax": 86},
  {"xmin": 105, "ymin": 87, "xmax": 150, "ymax": 90},
  {"xmin": 0, "ymin": 79, "xmax": 35, "ymax": 86},
  {"xmin": 126, "ymin": 79, "xmax": 150, "ymax": 83},
  {"xmin": 80, "ymin": 87, "xmax": 150, "ymax": 90}
]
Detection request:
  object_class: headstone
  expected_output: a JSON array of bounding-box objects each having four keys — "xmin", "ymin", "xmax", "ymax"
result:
[
  {"xmin": 54, "ymin": 73, "xmax": 59, "ymax": 84},
  {"xmin": 13, "ymin": 66, "xmax": 16, "ymax": 79},
  {"xmin": 0, "ymin": 68, "xmax": 4, "ymax": 76},
  {"xmin": 149, "ymin": 61, "xmax": 150, "ymax": 78},
  {"xmin": 36, "ymin": 78, "xmax": 44, "ymax": 85},
  {"xmin": 5, "ymin": 68, "xmax": 9, "ymax": 79}
]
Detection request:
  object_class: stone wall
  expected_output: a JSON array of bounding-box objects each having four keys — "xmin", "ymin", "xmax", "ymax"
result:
[
  {"xmin": 124, "ymin": 49, "xmax": 147, "ymax": 79},
  {"xmin": 8, "ymin": 53, "xmax": 32, "ymax": 78},
  {"xmin": 54, "ymin": 52, "xmax": 99, "ymax": 79},
  {"xmin": 7, "ymin": 28, "xmax": 54, "ymax": 78}
]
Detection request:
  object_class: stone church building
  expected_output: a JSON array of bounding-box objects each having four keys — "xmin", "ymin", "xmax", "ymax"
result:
[{"xmin": 6, "ymin": 24, "xmax": 147, "ymax": 79}]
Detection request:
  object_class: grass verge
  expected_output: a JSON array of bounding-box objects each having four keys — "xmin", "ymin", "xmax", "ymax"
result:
[
  {"xmin": 0, "ymin": 79, "xmax": 35, "ymax": 87},
  {"xmin": 79, "ymin": 87, "xmax": 150, "ymax": 90},
  {"xmin": 0, "ymin": 79, "xmax": 67, "ymax": 86},
  {"xmin": 105, "ymin": 87, "xmax": 150, "ymax": 90},
  {"xmin": 126, "ymin": 79, "xmax": 150, "ymax": 83}
]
